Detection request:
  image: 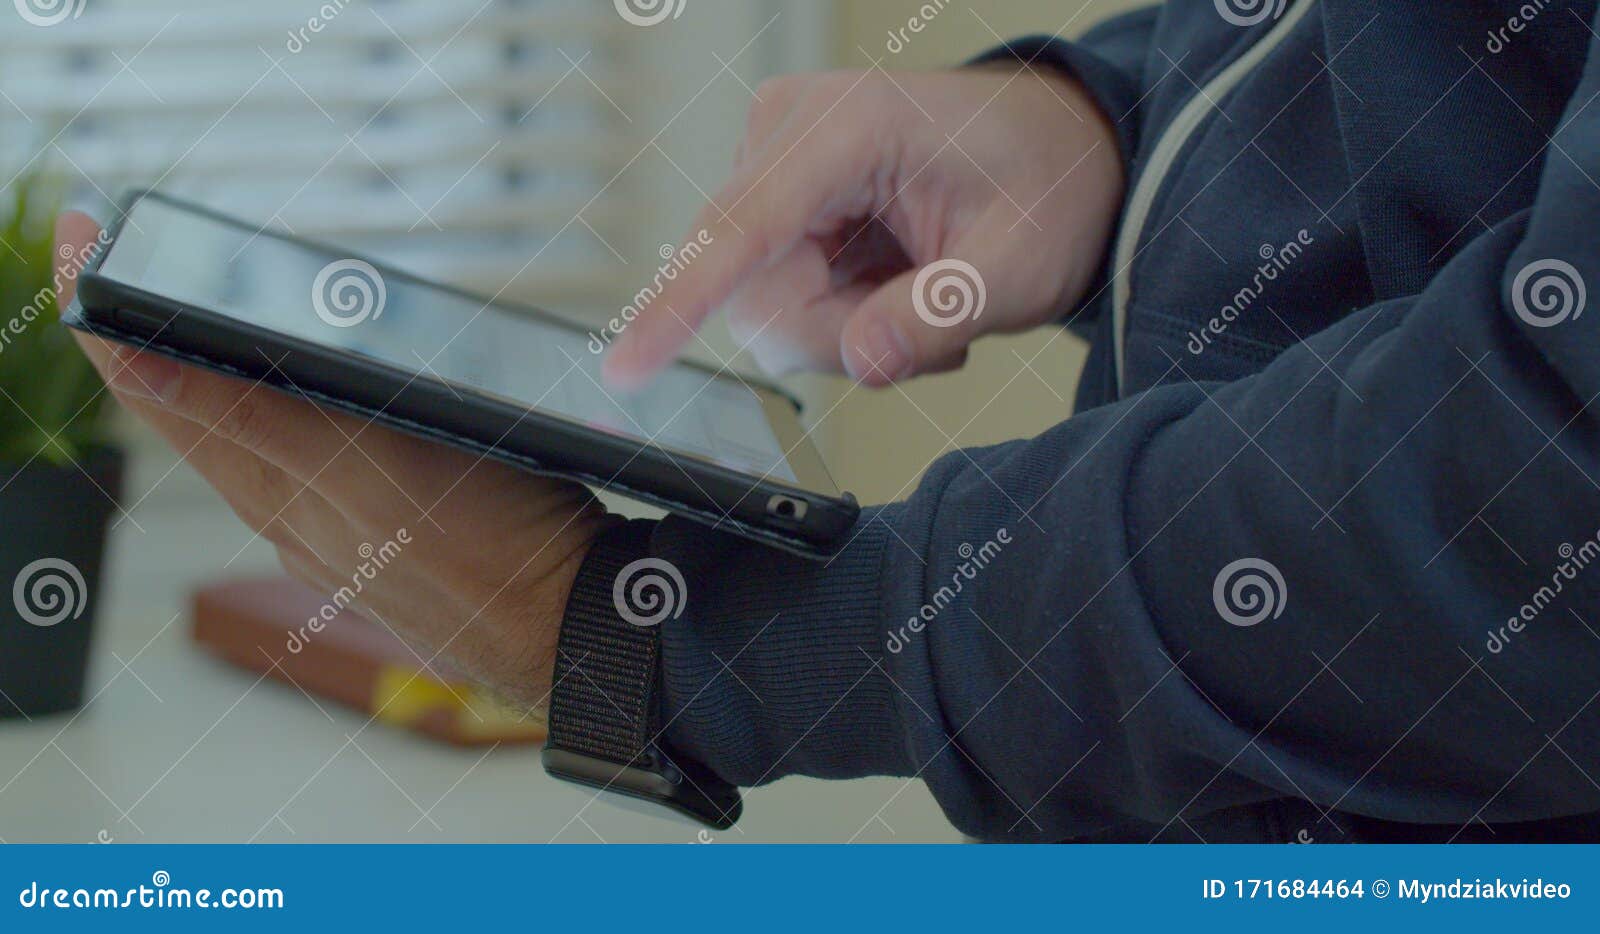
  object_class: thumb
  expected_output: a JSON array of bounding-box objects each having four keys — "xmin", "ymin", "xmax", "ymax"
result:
[
  {"xmin": 54, "ymin": 211, "xmax": 103, "ymax": 307},
  {"xmin": 840, "ymin": 257, "xmax": 993, "ymax": 386}
]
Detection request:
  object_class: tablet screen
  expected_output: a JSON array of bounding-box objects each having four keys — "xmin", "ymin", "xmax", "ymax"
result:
[{"xmin": 97, "ymin": 195, "xmax": 801, "ymax": 485}]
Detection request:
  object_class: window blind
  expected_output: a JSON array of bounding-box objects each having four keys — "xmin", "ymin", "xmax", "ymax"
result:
[{"xmin": 0, "ymin": 0, "xmax": 632, "ymax": 306}]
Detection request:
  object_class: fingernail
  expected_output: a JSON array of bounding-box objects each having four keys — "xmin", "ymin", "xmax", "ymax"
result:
[
  {"xmin": 108, "ymin": 347, "xmax": 180, "ymax": 403},
  {"xmin": 858, "ymin": 322, "xmax": 913, "ymax": 382}
]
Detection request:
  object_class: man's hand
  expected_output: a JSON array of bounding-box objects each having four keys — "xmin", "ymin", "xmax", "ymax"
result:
[
  {"xmin": 603, "ymin": 65, "xmax": 1124, "ymax": 389},
  {"xmin": 57, "ymin": 213, "xmax": 617, "ymax": 710}
]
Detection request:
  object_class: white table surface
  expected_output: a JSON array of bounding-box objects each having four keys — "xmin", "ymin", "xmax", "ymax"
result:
[{"xmin": 0, "ymin": 427, "xmax": 958, "ymax": 844}]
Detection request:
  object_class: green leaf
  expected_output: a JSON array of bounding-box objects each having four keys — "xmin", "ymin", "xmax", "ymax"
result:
[{"xmin": 0, "ymin": 165, "xmax": 111, "ymax": 467}]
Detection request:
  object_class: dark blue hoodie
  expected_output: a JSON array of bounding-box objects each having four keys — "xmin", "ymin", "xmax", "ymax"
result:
[{"xmin": 588, "ymin": 0, "xmax": 1600, "ymax": 841}]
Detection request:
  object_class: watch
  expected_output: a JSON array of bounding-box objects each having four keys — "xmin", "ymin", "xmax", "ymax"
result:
[{"xmin": 541, "ymin": 520, "xmax": 742, "ymax": 829}]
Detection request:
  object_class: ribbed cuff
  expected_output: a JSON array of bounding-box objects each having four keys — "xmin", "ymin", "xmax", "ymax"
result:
[{"xmin": 650, "ymin": 510, "xmax": 911, "ymax": 786}]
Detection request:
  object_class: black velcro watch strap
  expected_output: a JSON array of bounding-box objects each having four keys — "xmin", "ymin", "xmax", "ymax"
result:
[
  {"xmin": 542, "ymin": 519, "xmax": 742, "ymax": 829},
  {"xmin": 549, "ymin": 520, "xmax": 660, "ymax": 761}
]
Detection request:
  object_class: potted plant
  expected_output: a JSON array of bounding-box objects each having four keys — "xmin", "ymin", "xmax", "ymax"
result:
[{"xmin": 0, "ymin": 170, "xmax": 120, "ymax": 718}]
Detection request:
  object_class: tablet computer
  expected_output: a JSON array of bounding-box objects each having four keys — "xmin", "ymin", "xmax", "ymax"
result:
[{"xmin": 67, "ymin": 191, "xmax": 858, "ymax": 558}]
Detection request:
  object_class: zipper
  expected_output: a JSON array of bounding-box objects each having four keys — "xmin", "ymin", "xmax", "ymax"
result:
[{"xmin": 1110, "ymin": 0, "xmax": 1319, "ymax": 395}]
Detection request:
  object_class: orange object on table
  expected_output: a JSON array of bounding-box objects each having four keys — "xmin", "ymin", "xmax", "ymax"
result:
[{"xmin": 191, "ymin": 576, "xmax": 545, "ymax": 747}]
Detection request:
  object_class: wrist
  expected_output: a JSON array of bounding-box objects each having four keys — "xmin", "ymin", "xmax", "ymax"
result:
[
  {"xmin": 1046, "ymin": 75, "xmax": 1127, "ymax": 320},
  {"xmin": 963, "ymin": 59, "xmax": 1125, "ymax": 320},
  {"xmin": 654, "ymin": 510, "xmax": 913, "ymax": 785},
  {"xmin": 542, "ymin": 518, "xmax": 742, "ymax": 827},
  {"xmin": 968, "ymin": 59, "xmax": 1124, "ymax": 187},
  {"xmin": 511, "ymin": 505, "xmax": 625, "ymax": 711}
]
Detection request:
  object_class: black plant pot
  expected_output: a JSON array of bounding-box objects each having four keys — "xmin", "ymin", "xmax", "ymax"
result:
[{"xmin": 0, "ymin": 446, "xmax": 123, "ymax": 719}]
